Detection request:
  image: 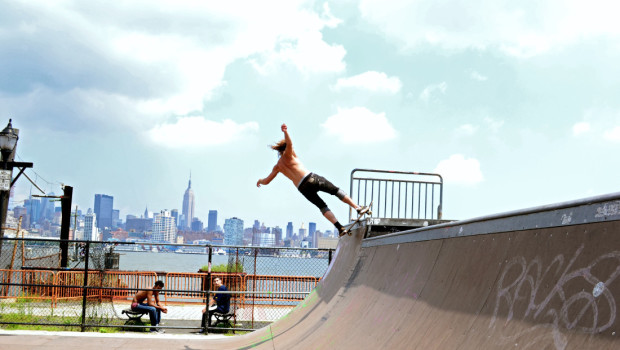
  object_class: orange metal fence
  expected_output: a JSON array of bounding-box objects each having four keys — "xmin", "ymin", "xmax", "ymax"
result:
[
  {"xmin": 0, "ymin": 269, "xmax": 55, "ymax": 300},
  {"xmin": 0, "ymin": 269, "xmax": 317, "ymax": 307},
  {"xmin": 163, "ymin": 272, "xmax": 247, "ymax": 304},
  {"xmin": 246, "ymin": 275, "xmax": 320, "ymax": 303}
]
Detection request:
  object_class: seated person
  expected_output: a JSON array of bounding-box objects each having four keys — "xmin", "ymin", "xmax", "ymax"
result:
[
  {"xmin": 131, "ymin": 280, "xmax": 168, "ymax": 333},
  {"xmin": 199, "ymin": 277, "xmax": 230, "ymax": 332}
]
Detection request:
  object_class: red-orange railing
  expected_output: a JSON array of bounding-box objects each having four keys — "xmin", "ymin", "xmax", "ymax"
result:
[
  {"xmin": 0, "ymin": 269, "xmax": 318, "ymax": 308},
  {"xmin": 0, "ymin": 269, "xmax": 55, "ymax": 301},
  {"xmin": 245, "ymin": 275, "xmax": 320, "ymax": 304}
]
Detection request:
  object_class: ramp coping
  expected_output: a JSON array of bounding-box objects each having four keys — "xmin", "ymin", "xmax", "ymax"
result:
[{"xmin": 363, "ymin": 191, "xmax": 620, "ymax": 247}]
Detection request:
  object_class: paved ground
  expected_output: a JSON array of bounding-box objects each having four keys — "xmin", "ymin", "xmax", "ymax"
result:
[{"xmin": 0, "ymin": 329, "xmax": 232, "ymax": 349}]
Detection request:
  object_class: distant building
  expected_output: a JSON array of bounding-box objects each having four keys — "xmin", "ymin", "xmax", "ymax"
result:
[
  {"xmin": 84, "ymin": 209, "xmax": 99, "ymax": 241},
  {"xmin": 224, "ymin": 217, "xmax": 244, "ymax": 246},
  {"xmin": 298, "ymin": 223, "xmax": 307, "ymax": 240},
  {"xmin": 309, "ymin": 222, "xmax": 316, "ymax": 243},
  {"xmin": 152, "ymin": 210, "xmax": 177, "ymax": 242},
  {"xmin": 286, "ymin": 222, "xmax": 293, "ymax": 239},
  {"xmin": 191, "ymin": 218, "xmax": 204, "ymax": 232},
  {"xmin": 181, "ymin": 174, "xmax": 195, "ymax": 229},
  {"xmin": 313, "ymin": 230, "xmax": 322, "ymax": 248},
  {"xmin": 39, "ymin": 192, "xmax": 56, "ymax": 222},
  {"xmin": 94, "ymin": 194, "xmax": 113, "ymax": 229},
  {"xmin": 126, "ymin": 217, "xmax": 153, "ymax": 233},
  {"xmin": 273, "ymin": 226, "xmax": 282, "ymax": 246},
  {"xmin": 260, "ymin": 232, "xmax": 275, "ymax": 246},
  {"xmin": 112, "ymin": 209, "xmax": 120, "ymax": 227},
  {"xmin": 171, "ymin": 209, "xmax": 179, "ymax": 228},
  {"xmin": 207, "ymin": 210, "xmax": 218, "ymax": 232},
  {"xmin": 24, "ymin": 198, "xmax": 41, "ymax": 223}
]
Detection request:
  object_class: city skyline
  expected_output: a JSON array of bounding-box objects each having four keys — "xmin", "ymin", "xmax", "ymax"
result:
[
  {"xmin": 3, "ymin": 2, "xmax": 619, "ymax": 229},
  {"xmin": 10, "ymin": 186, "xmax": 331, "ymax": 238}
]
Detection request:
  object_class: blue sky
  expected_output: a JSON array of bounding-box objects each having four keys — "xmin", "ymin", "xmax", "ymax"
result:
[{"xmin": 1, "ymin": 0, "xmax": 619, "ymax": 232}]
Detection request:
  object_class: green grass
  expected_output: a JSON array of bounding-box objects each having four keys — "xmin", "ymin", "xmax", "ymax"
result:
[
  {"xmin": 0, "ymin": 312, "xmax": 125, "ymax": 333},
  {"xmin": 201, "ymin": 262, "xmax": 244, "ymax": 273}
]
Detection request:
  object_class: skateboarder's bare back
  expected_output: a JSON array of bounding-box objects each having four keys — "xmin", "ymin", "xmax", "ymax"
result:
[{"xmin": 257, "ymin": 124, "xmax": 368, "ymax": 236}]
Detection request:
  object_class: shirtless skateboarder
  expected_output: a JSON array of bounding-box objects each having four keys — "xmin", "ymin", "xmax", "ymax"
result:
[{"xmin": 257, "ymin": 123, "xmax": 368, "ymax": 236}]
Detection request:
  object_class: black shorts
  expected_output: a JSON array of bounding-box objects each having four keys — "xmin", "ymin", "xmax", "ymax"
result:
[{"xmin": 297, "ymin": 173, "xmax": 340, "ymax": 212}]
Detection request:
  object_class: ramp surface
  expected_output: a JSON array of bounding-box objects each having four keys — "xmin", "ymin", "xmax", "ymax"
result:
[
  {"xmin": 201, "ymin": 193, "xmax": 620, "ymax": 349},
  {"xmin": 8, "ymin": 194, "xmax": 617, "ymax": 349}
]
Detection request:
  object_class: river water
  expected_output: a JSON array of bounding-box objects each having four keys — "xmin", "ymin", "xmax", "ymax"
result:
[{"xmin": 118, "ymin": 251, "xmax": 329, "ymax": 277}]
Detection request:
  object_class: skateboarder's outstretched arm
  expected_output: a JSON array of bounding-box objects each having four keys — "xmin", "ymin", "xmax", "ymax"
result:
[
  {"xmin": 281, "ymin": 123, "xmax": 297, "ymax": 158},
  {"xmin": 257, "ymin": 165, "xmax": 279, "ymax": 187}
]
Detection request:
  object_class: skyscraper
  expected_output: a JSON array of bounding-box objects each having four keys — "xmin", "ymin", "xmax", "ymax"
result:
[
  {"xmin": 309, "ymin": 222, "xmax": 316, "ymax": 241},
  {"xmin": 84, "ymin": 209, "xmax": 98, "ymax": 241},
  {"xmin": 39, "ymin": 192, "xmax": 56, "ymax": 222},
  {"xmin": 273, "ymin": 226, "xmax": 282, "ymax": 246},
  {"xmin": 171, "ymin": 209, "xmax": 179, "ymax": 227},
  {"xmin": 224, "ymin": 217, "xmax": 244, "ymax": 246},
  {"xmin": 286, "ymin": 222, "xmax": 293, "ymax": 239},
  {"xmin": 152, "ymin": 210, "xmax": 177, "ymax": 243},
  {"xmin": 207, "ymin": 210, "xmax": 217, "ymax": 232},
  {"xmin": 181, "ymin": 174, "xmax": 195, "ymax": 230},
  {"xmin": 24, "ymin": 198, "xmax": 41, "ymax": 223},
  {"xmin": 94, "ymin": 194, "xmax": 113, "ymax": 229}
]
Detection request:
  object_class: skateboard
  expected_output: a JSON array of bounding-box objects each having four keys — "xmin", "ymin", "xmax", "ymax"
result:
[{"xmin": 340, "ymin": 201, "xmax": 373, "ymax": 237}]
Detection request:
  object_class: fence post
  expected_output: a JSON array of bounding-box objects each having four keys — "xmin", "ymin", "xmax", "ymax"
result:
[
  {"xmin": 59, "ymin": 186, "xmax": 72, "ymax": 268},
  {"xmin": 328, "ymin": 249, "xmax": 333, "ymax": 266},
  {"xmin": 80, "ymin": 241, "xmax": 90, "ymax": 332},
  {"xmin": 205, "ymin": 245, "xmax": 212, "ymax": 334},
  {"xmin": 252, "ymin": 248, "xmax": 257, "ymax": 329}
]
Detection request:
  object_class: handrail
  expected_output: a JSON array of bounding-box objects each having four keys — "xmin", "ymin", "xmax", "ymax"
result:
[{"xmin": 349, "ymin": 168, "xmax": 443, "ymax": 221}]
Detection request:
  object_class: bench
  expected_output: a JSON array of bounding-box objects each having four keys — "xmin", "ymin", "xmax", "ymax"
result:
[
  {"xmin": 122, "ymin": 308, "xmax": 148, "ymax": 325},
  {"xmin": 210, "ymin": 308, "xmax": 236, "ymax": 328}
]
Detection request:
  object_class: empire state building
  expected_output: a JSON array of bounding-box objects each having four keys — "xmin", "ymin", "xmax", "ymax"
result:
[{"xmin": 182, "ymin": 174, "xmax": 195, "ymax": 229}]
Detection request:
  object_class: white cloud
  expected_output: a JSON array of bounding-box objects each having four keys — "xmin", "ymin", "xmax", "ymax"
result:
[
  {"xmin": 148, "ymin": 117, "xmax": 259, "ymax": 148},
  {"xmin": 332, "ymin": 71, "xmax": 402, "ymax": 93},
  {"xmin": 247, "ymin": 2, "xmax": 346, "ymax": 75},
  {"xmin": 470, "ymin": 71, "xmax": 488, "ymax": 81},
  {"xmin": 572, "ymin": 122, "xmax": 591, "ymax": 136},
  {"xmin": 603, "ymin": 126, "xmax": 620, "ymax": 142},
  {"xmin": 434, "ymin": 154, "xmax": 484, "ymax": 186},
  {"xmin": 322, "ymin": 107, "xmax": 397, "ymax": 144},
  {"xmin": 484, "ymin": 117, "xmax": 504, "ymax": 132},
  {"xmin": 1, "ymin": 1, "xmax": 346, "ymax": 124},
  {"xmin": 420, "ymin": 82, "xmax": 447, "ymax": 102},
  {"xmin": 359, "ymin": 0, "xmax": 620, "ymax": 57},
  {"xmin": 455, "ymin": 124, "xmax": 478, "ymax": 136}
]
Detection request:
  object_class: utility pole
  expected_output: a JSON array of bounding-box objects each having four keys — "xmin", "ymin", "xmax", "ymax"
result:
[{"xmin": 59, "ymin": 185, "xmax": 73, "ymax": 268}]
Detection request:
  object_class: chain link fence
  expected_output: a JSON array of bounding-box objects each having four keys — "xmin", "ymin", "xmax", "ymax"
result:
[{"xmin": 0, "ymin": 237, "xmax": 333, "ymax": 334}]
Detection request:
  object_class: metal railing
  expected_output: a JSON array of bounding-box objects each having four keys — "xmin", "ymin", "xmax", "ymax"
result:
[{"xmin": 349, "ymin": 169, "xmax": 443, "ymax": 221}]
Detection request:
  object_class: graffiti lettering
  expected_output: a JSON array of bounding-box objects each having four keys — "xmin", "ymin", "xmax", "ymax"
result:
[{"xmin": 490, "ymin": 244, "xmax": 620, "ymax": 349}]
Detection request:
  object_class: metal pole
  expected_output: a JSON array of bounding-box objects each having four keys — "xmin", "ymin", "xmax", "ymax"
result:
[
  {"xmin": 60, "ymin": 186, "xmax": 73, "ymax": 268},
  {"xmin": 205, "ymin": 245, "xmax": 212, "ymax": 334},
  {"xmin": 252, "ymin": 248, "xmax": 257, "ymax": 329},
  {"xmin": 328, "ymin": 249, "xmax": 333, "ymax": 266},
  {"xmin": 80, "ymin": 241, "xmax": 90, "ymax": 332}
]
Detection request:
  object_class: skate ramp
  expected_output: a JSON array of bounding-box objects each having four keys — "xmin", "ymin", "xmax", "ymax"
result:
[{"xmin": 205, "ymin": 193, "xmax": 620, "ymax": 349}]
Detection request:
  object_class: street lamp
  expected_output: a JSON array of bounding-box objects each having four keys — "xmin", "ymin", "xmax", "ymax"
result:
[
  {"xmin": 0, "ymin": 119, "xmax": 33, "ymax": 261},
  {"xmin": 0, "ymin": 119, "xmax": 18, "ymax": 164}
]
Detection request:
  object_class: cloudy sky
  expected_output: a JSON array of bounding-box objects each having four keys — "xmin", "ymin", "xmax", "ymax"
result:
[{"xmin": 2, "ymin": 0, "xmax": 619, "ymax": 232}]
